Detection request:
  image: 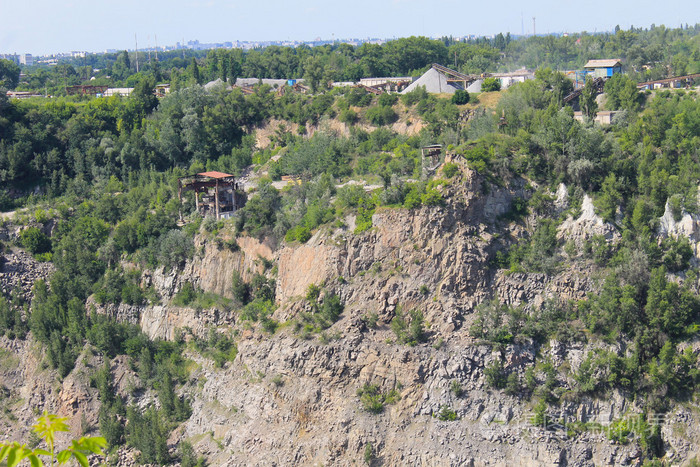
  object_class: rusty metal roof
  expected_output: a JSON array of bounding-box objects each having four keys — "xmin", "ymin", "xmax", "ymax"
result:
[{"xmin": 198, "ymin": 171, "xmax": 234, "ymax": 179}]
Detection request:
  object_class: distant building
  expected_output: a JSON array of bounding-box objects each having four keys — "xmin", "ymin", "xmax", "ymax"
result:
[
  {"xmin": 359, "ymin": 77, "xmax": 414, "ymax": 87},
  {"xmin": 155, "ymin": 84, "xmax": 171, "ymax": 98},
  {"xmin": 234, "ymin": 77, "xmax": 299, "ymax": 88},
  {"xmin": 6, "ymin": 90, "xmax": 42, "ymax": 99},
  {"xmin": 103, "ymin": 88, "xmax": 134, "ymax": 97},
  {"xmin": 0, "ymin": 54, "xmax": 19, "ymax": 64},
  {"xmin": 491, "ymin": 68, "xmax": 535, "ymax": 89},
  {"xmin": 583, "ymin": 59, "xmax": 622, "ymax": 79},
  {"xmin": 574, "ymin": 110, "xmax": 619, "ymax": 125},
  {"xmin": 401, "ymin": 64, "xmax": 479, "ymax": 95},
  {"xmin": 19, "ymin": 54, "xmax": 33, "ymax": 66},
  {"xmin": 66, "ymin": 85, "xmax": 109, "ymax": 96}
]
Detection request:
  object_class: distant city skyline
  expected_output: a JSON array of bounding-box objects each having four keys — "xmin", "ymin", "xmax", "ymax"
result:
[{"xmin": 1, "ymin": 0, "xmax": 698, "ymax": 56}]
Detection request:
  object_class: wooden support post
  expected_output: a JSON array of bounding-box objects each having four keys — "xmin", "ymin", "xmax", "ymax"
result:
[{"xmin": 215, "ymin": 179, "xmax": 220, "ymax": 219}]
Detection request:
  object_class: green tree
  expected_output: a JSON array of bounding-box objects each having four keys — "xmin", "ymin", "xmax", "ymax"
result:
[
  {"xmin": 604, "ymin": 74, "xmax": 641, "ymax": 112},
  {"xmin": 187, "ymin": 58, "xmax": 201, "ymax": 85},
  {"xmin": 303, "ymin": 56, "xmax": 325, "ymax": 93},
  {"xmin": 580, "ymin": 78, "xmax": 598, "ymax": 120},
  {"xmin": 131, "ymin": 74, "xmax": 158, "ymax": 115},
  {"xmin": 0, "ymin": 59, "xmax": 21, "ymax": 89},
  {"xmin": 112, "ymin": 51, "xmax": 131, "ymax": 81},
  {"xmin": 481, "ymin": 77, "xmax": 501, "ymax": 92}
]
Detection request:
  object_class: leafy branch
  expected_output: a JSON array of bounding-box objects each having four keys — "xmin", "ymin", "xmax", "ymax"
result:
[{"xmin": 0, "ymin": 412, "xmax": 106, "ymax": 467}]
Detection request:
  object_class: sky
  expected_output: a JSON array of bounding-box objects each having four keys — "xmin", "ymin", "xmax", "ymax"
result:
[{"xmin": 1, "ymin": 0, "xmax": 699, "ymax": 55}]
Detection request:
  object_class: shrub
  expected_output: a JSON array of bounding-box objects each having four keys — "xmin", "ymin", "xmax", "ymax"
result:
[
  {"xmin": 20, "ymin": 227, "xmax": 51, "ymax": 254},
  {"xmin": 357, "ymin": 384, "xmax": 385, "ymax": 414},
  {"xmin": 481, "ymin": 77, "xmax": 501, "ymax": 92},
  {"xmin": 437, "ymin": 405, "xmax": 457, "ymax": 421},
  {"xmin": 285, "ymin": 224, "xmax": 312, "ymax": 243},
  {"xmin": 157, "ymin": 229, "xmax": 194, "ymax": 270},
  {"xmin": 391, "ymin": 308, "xmax": 426, "ymax": 345},
  {"xmin": 661, "ymin": 237, "xmax": 693, "ymax": 272},
  {"xmin": 357, "ymin": 383, "xmax": 401, "ymax": 414},
  {"xmin": 354, "ymin": 197, "xmax": 375, "ymax": 234},
  {"xmin": 364, "ymin": 443, "xmax": 374, "ymax": 465},
  {"xmin": 450, "ymin": 380, "xmax": 463, "ymax": 397},
  {"xmin": 420, "ymin": 188, "xmax": 444, "ymax": 206},
  {"xmin": 365, "ymin": 106, "xmax": 398, "ymax": 126},
  {"xmin": 584, "ymin": 234, "xmax": 612, "ymax": 266},
  {"xmin": 345, "ymin": 87, "xmax": 373, "ymax": 107},
  {"xmin": 531, "ymin": 399, "xmax": 548, "ymax": 427},
  {"xmin": 250, "ymin": 273, "xmax": 275, "ymax": 302},
  {"xmin": 361, "ymin": 312, "xmax": 379, "ymax": 329},
  {"xmin": 377, "ymin": 93, "xmax": 398, "ymax": 107},
  {"xmin": 441, "ymin": 162, "xmax": 459, "ymax": 178},
  {"xmin": 451, "ymin": 89, "xmax": 470, "ymax": 105},
  {"xmin": 485, "ymin": 359, "xmax": 507, "ymax": 389},
  {"xmin": 339, "ymin": 109, "xmax": 358, "ymax": 125},
  {"xmin": 505, "ymin": 373, "xmax": 520, "ymax": 396},
  {"xmin": 231, "ymin": 271, "xmax": 249, "ymax": 304},
  {"xmin": 608, "ymin": 418, "xmax": 632, "ymax": 444},
  {"xmin": 173, "ymin": 282, "xmax": 197, "ymax": 306}
]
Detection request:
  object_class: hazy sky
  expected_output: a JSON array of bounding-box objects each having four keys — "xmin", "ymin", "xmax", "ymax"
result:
[{"xmin": 1, "ymin": 0, "xmax": 699, "ymax": 55}]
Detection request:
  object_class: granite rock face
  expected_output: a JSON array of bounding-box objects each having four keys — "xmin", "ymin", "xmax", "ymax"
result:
[{"xmin": 2, "ymin": 170, "xmax": 700, "ymax": 466}]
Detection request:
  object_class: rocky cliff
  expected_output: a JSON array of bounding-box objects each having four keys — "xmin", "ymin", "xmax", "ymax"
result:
[{"xmin": 2, "ymin": 167, "xmax": 700, "ymax": 466}]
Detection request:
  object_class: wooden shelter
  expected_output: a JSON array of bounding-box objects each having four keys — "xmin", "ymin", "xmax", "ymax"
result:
[
  {"xmin": 421, "ymin": 144, "xmax": 443, "ymax": 178},
  {"xmin": 178, "ymin": 171, "xmax": 245, "ymax": 220}
]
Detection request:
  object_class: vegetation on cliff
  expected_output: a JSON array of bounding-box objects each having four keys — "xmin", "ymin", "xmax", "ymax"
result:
[{"xmin": 0, "ymin": 24, "xmax": 699, "ymax": 465}]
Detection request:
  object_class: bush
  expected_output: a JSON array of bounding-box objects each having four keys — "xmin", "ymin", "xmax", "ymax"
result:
[
  {"xmin": 285, "ymin": 224, "xmax": 312, "ymax": 243},
  {"xmin": 354, "ymin": 197, "xmax": 376, "ymax": 234},
  {"xmin": 442, "ymin": 162, "xmax": 459, "ymax": 178},
  {"xmin": 485, "ymin": 359, "xmax": 507, "ymax": 389},
  {"xmin": 157, "ymin": 229, "xmax": 194, "ymax": 270},
  {"xmin": 377, "ymin": 93, "xmax": 398, "ymax": 107},
  {"xmin": 231, "ymin": 270, "xmax": 249, "ymax": 304},
  {"xmin": 364, "ymin": 443, "xmax": 374, "ymax": 465},
  {"xmin": 173, "ymin": 282, "xmax": 197, "ymax": 306},
  {"xmin": 345, "ymin": 87, "xmax": 372, "ymax": 107},
  {"xmin": 450, "ymin": 380, "xmax": 463, "ymax": 397},
  {"xmin": 356, "ymin": 383, "xmax": 400, "ymax": 414},
  {"xmin": 584, "ymin": 234, "xmax": 612, "ymax": 266},
  {"xmin": 357, "ymin": 384, "xmax": 385, "ymax": 414},
  {"xmin": 365, "ymin": 106, "xmax": 398, "ymax": 126},
  {"xmin": 437, "ymin": 405, "xmax": 457, "ymax": 421},
  {"xmin": 20, "ymin": 227, "xmax": 51, "ymax": 254},
  {"xmin": 661, "ymin": 237, "xmax": 693, "ymax": 272},
  {"xmin": 481, "ymin": 77, "xmax": 501, "ymax": 92},
  {"xmin": 420, "ymin": 188, "xmax": 444, "ymax": 206},
  {"xmin": 391, "ymin": 308, "xmax": 426, "ymax": 345},
  {"xmin": 451, "ymin": 90, "xmax": 470, "ymax": 105},
  {"xmin": 339, "ymin": 109, "xmax": 358, "ymax": 125}
]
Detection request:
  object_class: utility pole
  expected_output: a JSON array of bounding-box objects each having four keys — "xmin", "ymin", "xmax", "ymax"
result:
[
  {"xmin": 135, "ymin": 33, "xmax": 139, "ymax": 73},
  {"xmin": 155, "ymin": 34, "xmax": 158, "ymax": 61}
]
